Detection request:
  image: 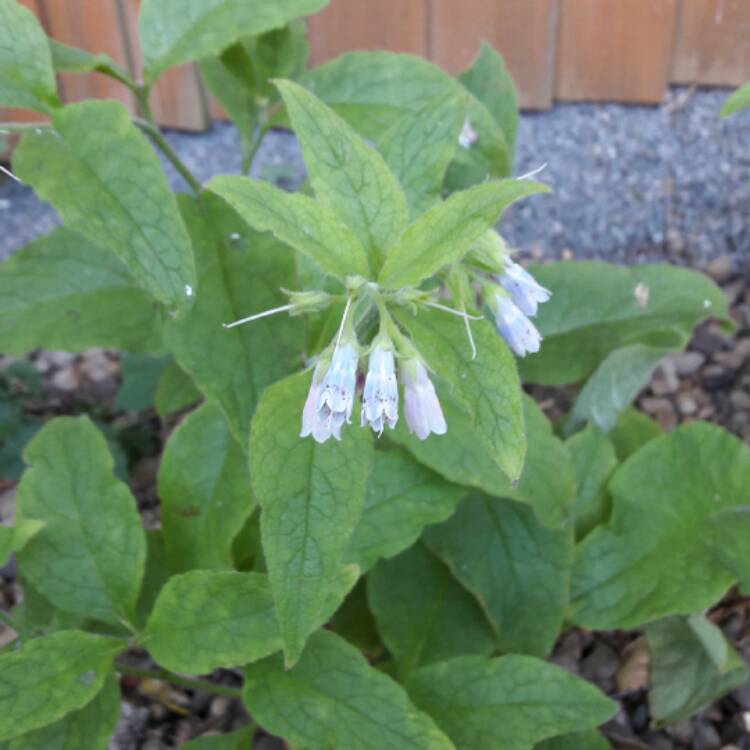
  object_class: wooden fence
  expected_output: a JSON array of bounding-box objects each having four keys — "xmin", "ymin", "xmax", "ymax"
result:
[{"xmin": 2, "ymin": 0, "xmax": 750, "ymax": 132}]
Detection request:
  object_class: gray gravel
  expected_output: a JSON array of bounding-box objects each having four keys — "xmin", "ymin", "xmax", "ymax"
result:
[{"xmin": 2, "ymin": 86, "xmax": 750, "ymax": 267}]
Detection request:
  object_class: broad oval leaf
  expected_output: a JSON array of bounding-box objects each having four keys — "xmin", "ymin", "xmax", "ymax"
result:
[
  {"xmin": 159, "ymin": 401, "xmax": 255, "ymax": 572},
  {"xmin": 243, "ymin": 629, "xmax": 454, "ymax": 750},
  {"xmin": 378, "ymin": 180, "xmax": 547, "ymax": 290},
  {"xmin": 250, "ymin": 372, "xmax": 374, "ymax": 666},
  {"xmin": 571, "ymin": 422, "xmax": 750, "ymax": 629},
  {"xmin": 0, "ymin": 0, "xmax": 58, "ymax": 112},
  {"xmin": 406, "ymin": 655, "xmax": 617, "ymax": 750},
  {"xmin": 142, "ymin": 570, "xmax": 281, "ymax": 673},
  {"xmin": 139, "ymin": 0, "xmax": 328, "ymax": 81},
  {"xmin": 165, "ymin": 193, "xmax": 305, "ymax": 443},
  {"xmin": 0, "ymin": 630, "xmax": 123, "ymax": 742},
  {"xmin": 368, "ymin": 543, "xmax": 496, "ymax": 677},
  {"xmin": 520, "ymin": 261, "xmax": 729, "ymax": 385},
  {"xmin": 424, "ymin": 493, "xmax": 573, "ymax": 657},
  {"xmin": 206, "ymin": 175, "xmax": 370, "ymax": 278},
  {"xmin": 13, "ymin": 100, "xmax": 196, "ymax": 313},
  {"xmin": 50, "ymin": 39, "xmax": 131, "ymax": 85},
  {"xmin": 16, "ymin": 416, "xmax": 146, "ymax": 625},
  {"xmin": 277, "ymin": 79, "xmax": 409, "ymax": 269},
  {"xmin": 536, "ymin": 730, "xmax": 613, "ymax": 750},
  {"xmin": 609, "ymin": 406, "xmax": 661, "ymax": 462},
  {"xmin": 154, "ymin": 360, "xmax": 201, "ymax": 417},
  {"xmin": 8, "ymin": 669, "xmax": 121, "ymax": 750},
  {"xmin": 0, "ymin": 519, "xmax": 43, "ymax": 567},
  {"xmin": 0, "ymin": 229, "xmax": 162, "ymax": 355}
]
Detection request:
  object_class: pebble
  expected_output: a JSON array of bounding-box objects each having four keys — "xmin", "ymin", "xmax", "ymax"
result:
[
  {"xmin": 691, "ymin": 327, "xmax": 729, "ymax": 356},
  {"xmin": 50, "ymin": 366, "xmax": 79, "ymax": 392},
  {"xmin": 694, "ymin": 721, "xmax": 722, "ymax": 750},
  {"xmin": 640, "ymin": 397, "xmax": 678, "ymax": 430},
  {"xmin": 671, "ymin": 350, "xmax": 706, "ymax": 376},
  {"xmin": 706, "ymin": 254, "xmax": 734, "ymax": 282},
  {"xmin": 676, "ymin": 393, "xmax": 698, "ymax": 415},
  {"xmin": 80, "ymin": 348, "xmax": 118, "ymax": 383},
  {"xmin": 616, "ymin": 637, "xmax": 650, "ymax": 692},
  {"xmin": 702, "ymin": 365, "xmax": 735, "ymax": 391},
  {"xmin": 651, "ymin": 359, "xmax": 680, "ymax": 395},
  {"xmin": 730, "ymin": 390, "xmax": 750, "ymax": 411}
]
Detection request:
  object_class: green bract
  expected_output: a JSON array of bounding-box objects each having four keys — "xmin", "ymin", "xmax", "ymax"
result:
[{"xmin": 0, "ymin": 3, "xmax": 745, "ymax": 747}]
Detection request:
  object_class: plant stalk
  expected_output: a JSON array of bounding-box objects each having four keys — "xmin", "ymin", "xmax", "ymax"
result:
[{"xmin": 116, "ymin": 663, "xmax": 243, "ymax": 699}]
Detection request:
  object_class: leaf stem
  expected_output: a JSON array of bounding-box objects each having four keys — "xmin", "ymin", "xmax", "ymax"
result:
[{"xmin": 116, "ymin": 663, "xmax": 243, "ymax": 699}]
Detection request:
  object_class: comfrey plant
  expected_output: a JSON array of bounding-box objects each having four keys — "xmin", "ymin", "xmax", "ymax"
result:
[{"xmin": 0, "ymin": 1, "xmax": 749, "ymax": 749}]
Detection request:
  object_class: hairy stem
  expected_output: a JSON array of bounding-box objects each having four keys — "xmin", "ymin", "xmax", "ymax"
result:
[{"xmin": 116, "ymin": 663, "xmax": 243, "ymax": 699}]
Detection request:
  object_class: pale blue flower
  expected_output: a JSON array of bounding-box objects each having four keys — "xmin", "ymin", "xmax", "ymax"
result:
[
  {"xmin": 361, "ymin": 345, "xmax": 398, "ymax": 435},
  {"xmin": 494, "ymin": 294, "xmax": 542, "ymax": 357},
  {"xmin": 401, "ymin": 358, "xmax": 447, "ymax": 440},
  {"xmin": 498, "ymin": 259, "xmax": 551, "ymax": 317}
]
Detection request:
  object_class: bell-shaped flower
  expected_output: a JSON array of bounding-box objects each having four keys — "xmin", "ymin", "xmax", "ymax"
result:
[
  {"xmin": 493, "ymin": 294, "xmax": 542, "ymax": 357},
  {"xmin": 498, "ymin": 259, "xmax": 551, "ymax": 317},
  {"xmin": 401, "ymin": 358, "xmax": 447, "ymax": 440},
  {"xmin": 300, "ymin": 360, "xmax": 326, "ymax": 439},
  {"xmin": 301, "ymin": 343, "xmax": 358, "ymax": 443},
  {"xmin": 361, "ymin": 344, "xmax": 398, "ymax": 435}
]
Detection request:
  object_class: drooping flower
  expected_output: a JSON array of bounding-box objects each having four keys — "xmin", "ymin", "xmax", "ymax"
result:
[
  {"xmin": 498, "ymin": 259, "xmax": 551, "ymax": 317},
  {"xmin": 300, "ymin": 359, "xmax": 326, "ymax": 439},
  {"xmin": 301, "ymin": 343, "xmax": 358, "ymax": 443},
  {"xmin": 361, "ymin": 345, "xmax": 398, "ymax": 435},
  {"xmin": 401, "ymin": 358, "xmax": 447, "ymax": 440},
  {"xmin": 493, "ymin": 294, "xmax": 542, "ymax": 357}
]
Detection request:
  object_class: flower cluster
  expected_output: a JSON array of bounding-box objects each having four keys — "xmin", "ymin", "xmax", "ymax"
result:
[{"xmin": 300, "ymin": 338, "xmax": 446, "ymax": 445}]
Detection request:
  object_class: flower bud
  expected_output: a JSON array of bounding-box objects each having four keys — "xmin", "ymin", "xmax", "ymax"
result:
[
  {"xmin": 361, "ymin": 345, "xmax": 398, "ymax": 435},
  {"xmin": 401, "ymin": 358, "xmax": 447, "ymax": 440},
  {"xmin": 493, "ymin": 294, "xmax": 542, "ymax": 357},
  {"xmin": 497, "ymin": 259, "xmax": 551, "ymax": 317}
]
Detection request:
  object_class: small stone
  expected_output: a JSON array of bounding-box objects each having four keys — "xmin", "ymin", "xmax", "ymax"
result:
[
  {"xmin": 650, "ymin": 359, "xmax": 680, "ymax": 395},
  {"xmin": 724, "ymin": 279, "xmax": 746, "ymax": 306},
  {"xmin": 735, "ymin": 338, "xmax": 750, "ymax": 358},
  {"xmin": 694, "ymin": 720, "xmax": 722, "ymax": 750},
  {"xmin": 51, "ymin": 366, "xmax": 79, "ymax": 392},
  {"xmin": 692, "ymin": 327, "xmax": 728, "ymax": 356},
  {"xmin": 676, "ymin": 393, "xmax": 698, "ymax": 415},
  {"xmin": 667, "ymin": 719, "xmax": 695, "ymax": 744},
  {"xmin": 703, "ymin": 365, "xmax": 735, "ymax": 391},
  {"xmin": 45, "ymin": 351, "xmax": 75, "ymax": 369},
  {"xmin": 671, "ymin": 350, "xmax": 706, "ymax": 376},
  {"xmin": 730, "ymin": 390, "xmax": 750, "ymax": 411},
  {"xmin": 616, "ymin": 636, "xmax": 650, "ymax": 692},
  {"xmin": 209, "ymin": 695, "xmax": 231, "ymax": 718},
  {"xmin": 640, "ymin": 397, "xmax": 678, "ymax": 430},
  {"xmin": 712, "ymin": 350, "xmax": 746, "ymax": 369},
  {"xmin": 80, "ymin": 348, "xmax": 118, "ymax": 383},
  {"xmin": 579, "ymin": 641, "xmax": 619, "ymax": 686},
  {"xmin": 706, "ymin": 254, "xmax": 733, "ymax": 282}
]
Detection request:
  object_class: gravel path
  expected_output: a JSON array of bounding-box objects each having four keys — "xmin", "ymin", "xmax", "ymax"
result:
[{"xmin": 2, "ymin": 86, "xmax": 750, "ymax": 267}]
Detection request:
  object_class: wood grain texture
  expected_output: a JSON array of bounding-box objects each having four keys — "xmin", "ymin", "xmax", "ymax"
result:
[
  {"xmin": 428, "ymin": 0, "xmax": 560, "ymax": 109},
  {"xmin": 44, "ymin": 0, "xmax": 134, "ymax": 108},
  {"xmin": 308, "ymin": 0, "xmax": 427, "ymax": 65},
  {"xmin": 118, "ymin": 0, "xmax": 209, "ymax": 130},
  {"xmin": 672, "ymin": 0, "xmax": 750, "ymax": 86},
  {"xmin": 556, "ymin": 0, "xmax": 679, "ymax": 103}
]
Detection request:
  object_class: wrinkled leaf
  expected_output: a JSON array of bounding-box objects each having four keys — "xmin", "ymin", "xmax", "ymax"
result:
[
  {"xmin": 159, "ymin": 401, "xmax": 255, "ymax": 571},
  {"xmin": 14, "ymin": 101, "xmax": 196, "ymax": 313},
  {"xmin": 704, "ymin": 506, "xmax": 750, "ymax": 594},
  {"xmin": 608, "ymin": 406, "xmax": 662, "ymax": 462},
  {"xmin": 243, "ymin": 630, "xmax": 454, "ymax": 750},
  {"xmin": 0, "ymin": 520, "xmax": 43, "ymax": 567},
  {"xmin": 16, "ymin": 417, "xmax": 146, "ymax": 625},
  {"xmin": 368, "ymin": 543, "xmax": 496, "ymax": 676},
  {"xmin": 142, "ymin": 570, "xmax": 281, "ymax": 673},
  {"xmin": 50, "ymin": 39, "xmax": 131, "ymax": 85},
  {"xmin": 250, "ymin": 372, "xmax": 373, "ymax": 666},
  {"xmin": 425, "ymin": 493, "xmax": 573, "ymax": 657}
]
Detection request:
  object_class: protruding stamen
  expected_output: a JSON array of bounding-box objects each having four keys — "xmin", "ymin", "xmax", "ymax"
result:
[
  {"xmin": 424, "ymin": 301, "xmax": 483, "ymax": 320},
  {"xmin": 516, "ymin": 163, "xmax": 548, "ymax": 181},
  {"xmin": 222, "ymin": 303, "xmax": 294, "ymax": 329},
  {"xmin": 0, "ymin": 165, "xmax": 22, "ymax": 184},
  {"xmin": 333, "ymin": 296, "xmax": 353, "ymax": 354},
  {"xmin": 461, "ymin": 305, "xmax": 477, "ymax": 361}
]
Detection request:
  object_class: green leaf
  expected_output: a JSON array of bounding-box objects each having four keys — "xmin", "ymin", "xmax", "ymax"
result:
[
  {"xmin": 345, "ymin": 446, "xmax": 465, "ymax": 573},
  {"xmin": 571, "ymin": 422, "xmax": 750, "ymax": 629},
  {"xmin": 250, "ymin": 372, "xmax": 374, "ymax": 666},
  {"xmin": 135, "ymin": 530, "xmax": 172, "ymax": 628},
  {"xmin": 457, "ymin": 42, "xmax": 518, "ymax": 164},
  {"xmin": 15, "ymin": 416, "xmax": 146, "ymax": 625},
  {"xmin": 138, "ymin": 0, "xmax": 328, "ymax": 81},
  {"xmin": 608, "ymin": 406, "xmax": 662, "ymax": 462},
  {"xmin": 392, "ymin": 311, "xmax": 525, "ymax": 485},
  {"xmin": 566, "ymin": 425, "xmax": 618, "ymax": 539},
  {"xmin": 378, "ymin": 94, "xmax": 466, "ymax": 217},
  {"xmin": 165, "ymin": 193, "xmax": 304, "ymax": 443},
  {"xmin": 13, "ymin": 101, "xmax": 196, "ymax": 313},
  {"xmin": 49, "ymin": 39, "xmax": 132, "ymax": 86},
  {"xmin": 519, "ymin": 261, "xmax": 730, "ymax": 385},
  {"xmin": 142, "ymin": 570, "xmax": 281, "ymax": 673},
  {"xmin": 243, "ymin": 629, "xmax": 454, "ymax": 750},
  {"xmin": 207, "ymin": 175, "xmax": 370, "ymax": 277},
  {"xmin": 0, "ymin": 229, "xmax": 162, "ymax": 355},
  {"xmin": 8, "ymin": 669, "xmax": 121, "ymax": 750},
  {"xmin": 568, "ymin": 344, "xmax": 669, "ymax": 433},
  {"xmin": 154, "ymin": 360, "xmax": 201, "ymax": 417},
  {"xmin": 328, "ymin": 579, "xmax": 382, "ymax": 656},
  {"xmin": 406, "ymin": 655, "xmax": 616, "ymax": 750},
  {"xmin": 645, "ymin": 614, "xmax": 750, "ymax": 725},
  {"xmin": 536, "ymin": 729, "xmax": 613, "ymax": 750},
  {"xmin": 181, "ymin": 727, "xmax": 254, "ymax": 750},
  {"xmin": 424, "ymin": 493, "xmax": 573, "ymax": 657},
  {"xmin": 254, "ymin": 20, "xmax": 309, "ymax": 99},
  {"xmin": 0, "ymin": 0, "xmax": 58, "ymax": 112},
  {"xmin": 368, "ymin": 543, "xmax": 496, "ymax": 677},
  {"xmin": 159, "ymin": 401, "xmax": 255, "ymax": 571},
  {"xmin": 116, "ymin": 353, "xmax": 170, "ymax": 412},
  {"xmin": 0, "ymin": 520, "xmax": 43, "ymax": 567},
  {"xmin": 721, "ymin": 82, "xmax": 750, "ymax": 117},
  {"xmin": 0, "ymin": 630, "xmax": 123, "ymax": 742},
  {"xmin": 704, "ymin": 506, "xmax": 750, "ymax": 594},
  {"xmin": 379, "ymin": 180, "xmax": 547, "ymax": 289},
  {"xmin": 277, "ymin": 79, "xmax": 408, "ymax": 268}
]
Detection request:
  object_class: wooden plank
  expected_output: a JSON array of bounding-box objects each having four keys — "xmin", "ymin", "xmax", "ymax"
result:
[
  {"xmin": 308, "ymin": 0, "xmax": 427, "ymax": 66},
  {"xmin": 671, "ymin": 0, "xmax": 750, "ymax": 86},
  {"xmin": 43, "ymin": 0, "xmax": 134, "ymax": 109},
  {"xmin": 428, "ymin": 0, "xmax": 560, "ymax": 110},
  {"xmin": 556, "ymin": 0, "xmax": 679, "ymax": 102},
  {"xmin": 118, "ymin": 0, "xmax": 209, "ymax": 131}
]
